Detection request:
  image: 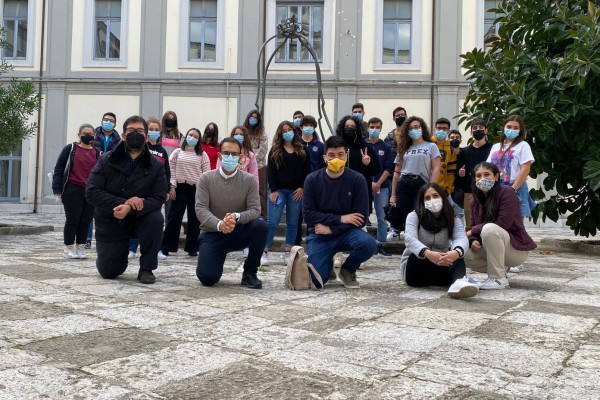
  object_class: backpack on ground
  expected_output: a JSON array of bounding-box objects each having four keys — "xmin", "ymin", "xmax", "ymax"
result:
[{"xmin": 285, "ymin": 246, "xmax": 323, "ymax": 290}]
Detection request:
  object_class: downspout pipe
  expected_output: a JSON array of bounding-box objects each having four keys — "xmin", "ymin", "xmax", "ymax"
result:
[
  {"xmin": 430, "ymin": 0, "xmax": 436, "ymax": 126},
  {"xmin": 33, "ymin": 0, "xmax": 47, "ymax": 213}
]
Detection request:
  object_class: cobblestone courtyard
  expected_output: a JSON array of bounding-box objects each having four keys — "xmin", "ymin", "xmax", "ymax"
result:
[{"xmin": 0, "ymin": 211, "xmax": 599, "ymax": 399}]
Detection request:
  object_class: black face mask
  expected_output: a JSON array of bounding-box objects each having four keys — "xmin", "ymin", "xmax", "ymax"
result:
[
  {"xmin": 472, "ymin": 130, "xmax": 486, "ymax": 141},
  {"xmin": 450, "ymin": 139, "xmax": 461, "ymax": 149},
  {"xmin": 80, "ymin": 134, "xmax": 94, "ymax": 145},
  {"xmin": 125, "ymin": 132, "xmax": 146, "ymax": 151},
  {"xmin": 395, "ymin": 116, "xmax": 406, "ymax": 126},
  {"xmin": 205, "ymin": 130, "xmax": 215, "ymax": 138},
  {"xmin": 342, "ymin": 127, "xmax": 359, "ymax": 145},
  {"xmin": 165, "ymin": 119, "xmax": 177, "ymax": 128}
]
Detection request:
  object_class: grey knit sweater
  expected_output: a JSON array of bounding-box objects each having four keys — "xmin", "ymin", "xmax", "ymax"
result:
[{"xmin": 400, "ymin": 211, "xmax": 468, "ymax": 281}]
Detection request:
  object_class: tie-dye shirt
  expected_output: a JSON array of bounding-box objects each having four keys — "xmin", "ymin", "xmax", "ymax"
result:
[{"xmin": 486, "ymin": 141, "xmax": 534, "ymax": 185}]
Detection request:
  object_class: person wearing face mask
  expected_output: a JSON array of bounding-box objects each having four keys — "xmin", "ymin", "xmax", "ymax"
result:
[
  {"xmin": 93, "ymin": 112, "xmax": 121, "ymax": 153},
  {"xmin": 455, "ymin": 119, "xmax": 493, "ymax": 232},
  {"xmin": 401, "ymin": 183, "xmax": 478, "ymax": 298},
  {"xmin": 195, "ymin": 137, "xmax": 268, "ymax": 289},
  {"xmin": 219, "ymin": 126, "xmax": 259, "ymax": 187},
  {"xmin": 384, "ymin": 106, "xmax": 407, "ymax": 240},
  {"xmin": 465, "ymin": 162, "xmax": 536, "ymax": 289},
  {"xmin": 351, "ymin": 102, "xmax": 369, "ymax": 139},
  {"xmin": 201, "ymin": 122, "xmax": 220, "ymax": 170},
  {"xmin": 389, "ymin": 116, "xmax": 441, "ymax": 239},
  {"xmin": 262, "ymin": 121, "xmax": 310, "ymax": 267},
  {"xmin": 292, "ymin": 110, "xmax": 304, "ymax": 137},
  {"xmin": 296, "ymin": 135, "xmax": 376, "ymax": 289},
  {"xmin": 52, "ymin": 124, "xmax": 102, "ymax": 259},
  {"xmin": 86, "ymin": 116, "xmax": 168, "ymax": 284},
  {"xmin": 432, "ymin": 118, "xmax": 460, "ymax": 204},
  {"xmin": 243, "ymin": 110, "xmax": 269, "ymax": 219},
  {"xmin": 160, "ymin": 111, "xmax": 182, "ymax": 157},
  {"xmin": 159, "ymin": 128, "xmax": 211, "ymax": 260}
]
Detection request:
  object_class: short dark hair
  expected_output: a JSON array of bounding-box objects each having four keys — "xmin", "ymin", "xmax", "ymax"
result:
[
  {"xmin": 103, "ymin": 112, "xmax": 117, "ymax": 122},
  {"xmin": 324, "ymin": 135, "xmax": 348, "ymax": 152},
  {"xmin": 293, "ymin": 110, "xmax": 304, "ymax": 118},
  {"xmin": 471, "ymin": 119, "xmax": 487, "ymax": 128},
  {"xmin": 435, "ymin": 117, "xmax": 451, "ymax": 128},
  {"xmin": 352, "ymin": 103, "xmax": 364, "ymax": 112},
  {"xmin": 368, "ymin": 117, "xmax": 383, "ymax": 126},
  {"xmin": 449, "ymin": 129, "xmax": 462, "ymax": 139},
  {"xmin": 392, "ymin": 107, "xmax": 406, "ymax": 117},
  {"xmin": 220, "ymin": 137, "xmax": 242, "ymax": 153},
  {"xmin": 301, "ymin": 115, "xmax": 317, "ymax": 127},
  {"xmin": 122, "ymin": 115, "xmax": 147, "ymax": 134}
]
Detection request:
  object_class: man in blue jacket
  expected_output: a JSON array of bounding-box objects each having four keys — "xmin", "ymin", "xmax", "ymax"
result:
[
  {"xmin": 93, "ymin": 112, "xmax": 121, "ymax": 153},
  {"xmin": 302, "ymin": 135, "xmax": 376, "ymax": 289}
]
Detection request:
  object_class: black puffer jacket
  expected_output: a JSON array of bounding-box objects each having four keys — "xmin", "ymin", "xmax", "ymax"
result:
[{"xmin": 85, "ymin": 141, "xmax": 168, "ymax": 227}]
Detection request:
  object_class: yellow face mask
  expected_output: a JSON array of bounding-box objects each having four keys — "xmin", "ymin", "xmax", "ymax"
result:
[{"xmin": 326, "ymin": 157, "xmax": 346, "ymax": 173}]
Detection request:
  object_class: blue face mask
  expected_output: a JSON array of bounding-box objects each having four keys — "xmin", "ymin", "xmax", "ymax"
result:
[
  {"xmin": 353, "ymin": 112, "xmax": 363, "ymax": 121},
  {"xmin": 186, "ymin": 136, "xmax": 199, "ymax": 147},
  {"xmin": 249, "ymin": 117, "xmax": 258, "ymax": 126},
  {"xmin": 369, "ymin": 129, "xmax": 380, "ymax": 138},
  {"xmin": 282, "ymin": 131, "xmax": 295, "ymax": 142},
  {"xmin": 148, "ymin": 131, "xmax": 160, "ymax": 141},
  {"xmin": 102, "ymin": 120, "xmax": 115, "ymax": 132},
  {"xmin": 221, "ymin": 154, "xmax": 239, "ymax": 172},
  {"xmin": 409, "ymin": 129, "xmax": 422, "ymax": 140},
  {"xmin": 434, "ymin": 130, "xmax": 448, "ymax": 141},
  {"xmin": 504, "ymin": 128, "xmax": 519, "ymax": 140},
  {"xmin": 302, "ymin": 126, "xmax": 315, "ymax": 136},
  {"xmin": 294, "ymin": 118, "xmax": 302, "ymax": 126},
  {"xmin": 233, "ymin": 134, "xmax": 244, "ymax": 144}
]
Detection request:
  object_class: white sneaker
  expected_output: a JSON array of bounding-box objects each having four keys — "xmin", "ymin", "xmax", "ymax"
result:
[
  {"xmin": 283, "ymin": 252, "xmax": 291, "ymax": 266},
  {"xmin": 76, "ymin": 244, "xmax": 88, "ymax": 259},
  {"xmin": 480, "ymin": 277, "xmax": 510, "ymax": 290},
  {"xmin": 243, "ymin": 248, "xmax": 249, "ymax": 258},
  {"xmin": 260, "ymin": 252, "xmax": 270, "ymax": 266},
  {"xmin": 157, "ymin": 250, "xmax": 167, "ymax": 261},
  {"xmin": 333, "ymin": 252, "xmax": 345, "ymax": 269},
  {"xmin": 508, "ymin": 265, "xmax": 523, "ymax": 273},
  {"xmin": 64, "ymin": 245, "xmax": 79, "ymax": 259},
  {"xmin": 466, "ymin": 275, "xmax": 482, "ymax": 289},
  {"xmin": 448, "ymin": 276, "xmax": 479, "ymax": 299},
  {"xmin": 386, "ymin": 229, "xmax": 399, "ymax": 241},
  {"xmin": 128, "ymin": 251, "xmax": 136, "ymax": 259}
]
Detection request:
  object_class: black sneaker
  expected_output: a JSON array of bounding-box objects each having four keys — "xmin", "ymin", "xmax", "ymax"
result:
[
  {"xmin": 137, "ymin": 269, "xmax": 156, "ymax": 284},
  {"xmin": 84, "ymin": 240, "xmax": 92, "ymax": 250},
  {"xmin": 377, "ymin": 244, "xmax": 392, "ymax": 257},
  {"xmin": 241, "ymin": 272, "xmax": 262, "ymax": 289}
]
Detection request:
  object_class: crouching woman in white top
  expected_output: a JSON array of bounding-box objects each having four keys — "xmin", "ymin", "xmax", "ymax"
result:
[{"xmin": 400, "ymin": 183, "xmax": 479, "ymax": 298}]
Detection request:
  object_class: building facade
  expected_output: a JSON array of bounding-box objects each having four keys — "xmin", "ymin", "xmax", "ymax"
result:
[{"xmin": 0, "ymin": 0, "xmax": 500, "ymax": 205}]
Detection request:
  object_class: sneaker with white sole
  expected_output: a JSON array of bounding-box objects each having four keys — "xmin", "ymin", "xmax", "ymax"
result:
[
  {"xmin": 242, "ymin": 248, "xmax": 249, "ymax": 258},
  {"xmin": 466, "ymin": 275, "xmax": 482, "ymax": 289},
  {"xmin": 128, "ymin": 251, "xmax": 136, "ymax": 259},
  {"xmin": 333, "ymin": 252, "xmax": 345, "ymax": 269},
  {"xmin": 480, "ymin": 277, "xmax": 510, "ymax": 290},
  {"xmin": 283, "ymin": 251, "xmax": 291, "ymax": 266},
  {"xmin": 260, "ymin": 252, "xmax": 270, "ymax": 266},
  {"xmin": 157, "ymin": 250, "xmax": 168, "ymax": 261},
  {"xmin": 338, "ymin": 267, "xmax": 360, "ymax": 289},
  {"xmin": 508, "ymin": 265, "xmax": 523, "ymax": 273},
  {"xmin": 76, "ymin": 244, "xmax": 88, "ymax": 259},
  {"xmin": 386, "ymin": 228, "xmax": 399, "ymax": 241},
  {"xmin": 64, "ymin": 245, "xmax": 79, "ymax": 259},
  {"xmin": 448, "ymin": 276, "xmax": 479, "ymax": 299}
]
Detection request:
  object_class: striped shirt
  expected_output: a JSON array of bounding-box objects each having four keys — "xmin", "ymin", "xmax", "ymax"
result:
[{"xmin": 169, "ymin": 148, "xmax": 211, "ymax": 188}]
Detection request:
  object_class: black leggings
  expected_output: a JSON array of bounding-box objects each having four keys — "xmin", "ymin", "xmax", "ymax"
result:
[
  {"xmin": 405, "ymin": 253, "xmax": 466, "ymax": 287},
  {"xmin": 61, "ymin": 182, "xmax": 94, "ymax": 245}
]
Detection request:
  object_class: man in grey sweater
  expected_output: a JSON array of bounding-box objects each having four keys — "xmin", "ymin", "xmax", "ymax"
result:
[{"xmin": 195, "ymin": 137, "xmax": 268, "ymax": 289}]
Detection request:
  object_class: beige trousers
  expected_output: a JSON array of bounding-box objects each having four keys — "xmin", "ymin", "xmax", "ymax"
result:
[
  {"xmin": 463, "ymin": 193, "xmax": 473, "ymax": 231},
  {"xmin": 464, "ymin": 223, "xmax": 529, "ymax": 278}
]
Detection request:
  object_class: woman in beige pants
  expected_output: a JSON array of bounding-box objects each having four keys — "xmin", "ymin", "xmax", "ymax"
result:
[{"xmin": 465, "ymin": 162, "xmax": 536, "ymax": 290}]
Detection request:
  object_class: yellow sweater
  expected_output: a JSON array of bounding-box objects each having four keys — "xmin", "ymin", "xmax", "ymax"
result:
[{"xmin": 432, "ymin": 137, "xmax": 459, "ymax": 194}]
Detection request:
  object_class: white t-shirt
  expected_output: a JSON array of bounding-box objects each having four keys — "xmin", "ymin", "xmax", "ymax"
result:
[
  {"xmin": 394, "ymin": 141, "xmax": 441, "ymax": 183},
  {"xmin": 486, "ymin": 141, "xmax": 534, "ymax": 185}
]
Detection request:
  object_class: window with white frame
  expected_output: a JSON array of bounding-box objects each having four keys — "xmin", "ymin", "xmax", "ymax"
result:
[
  {"xmin": 189, "ymin": 0, "xmax": 217, "ymax": 62},
  {"xmin": 275, "ymin": 1, "xmax": 323, "ymax": 63},
  {"xmin": 1, "ymin": 0, "xmax": 28, "ymax": 60},
  {"xmin": 484, "ymin": 0, "xmax": 501, "ymax": 44},
  {"xmin": 94, "ymin": 0, "xmax": 122, "ymax": 60},
  {"xmin": 382, "ymin": 0, "xmax": 411, "ymax": 64},
  {"xmin": 0, "ymin": 142, "xmax": 22, "ymax": 200}
]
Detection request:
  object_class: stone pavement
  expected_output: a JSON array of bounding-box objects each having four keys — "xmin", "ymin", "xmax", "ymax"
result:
[{"xmin": 0, "ymin": 211, "xmax": 599, "ymax": 399}]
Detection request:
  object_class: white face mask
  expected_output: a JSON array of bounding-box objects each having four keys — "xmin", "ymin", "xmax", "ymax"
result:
[{"xmin": 424, "ymin": 198, "xmax": 443, "ymax": 213}]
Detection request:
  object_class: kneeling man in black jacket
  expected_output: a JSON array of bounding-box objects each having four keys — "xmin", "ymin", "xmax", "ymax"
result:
[{"xmin": 86, "ymin": 115, "xmax": 168, "ymax": 284}]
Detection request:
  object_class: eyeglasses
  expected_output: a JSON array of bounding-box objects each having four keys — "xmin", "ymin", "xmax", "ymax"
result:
[
  {"xmin": 221, "ymin": 151, "xmax": 240, "ymax": 157},
  {"xmin": 125, "ymin": 129, "xmax": 146, "ymax": 135}
]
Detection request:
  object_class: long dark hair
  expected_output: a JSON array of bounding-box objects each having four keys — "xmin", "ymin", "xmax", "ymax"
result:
[
  {"xmin": 230, "ymin": 125, "xmax": 254, "ymax": 156},
  {"xmin": 271, "ymin": 121, "xmax": 306, "ymax": 169},
  {"xmin": 181, "ymin": 128, "xmax": 203, "ymax": 155},
  {"xmin": 161, "ymin": 111, "xmax": 181, "ymax": 140},
  {"xmin": 202, "ymin": 122, "xmax": 219, "ymax": 146},
  {"xmin": 499, "ymin": 114, "xmax": 526, "ymax": 151},
  {"xmin": 415, "ymin": 183, "xmax": 455, "ymax": 233},
  {"xmin": 243, "ymin": 109, "xmax": 264, "ymax": 136},
  {"xmin": 335, "ymin": 115, "xmax": 365, "ymax": 147},
  {"xmin": 472, "ymin": 162, "xmax": 501, "ymax": 223},
  {"xmin": 397, "ymin": 116, "xmax": 432, "ymax": 160}
]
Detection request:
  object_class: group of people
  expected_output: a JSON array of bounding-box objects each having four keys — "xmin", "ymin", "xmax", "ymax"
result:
[{"xmin": 51, "ymin": 104, "xmax": 537, "ymax": 298}]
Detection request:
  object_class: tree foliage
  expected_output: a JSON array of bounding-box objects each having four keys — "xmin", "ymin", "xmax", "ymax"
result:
[
  {"xmin": 460, "ymin": 0, "xmax": 600, "ymax": 236},
  {"xmin": 0, "ymin": 27, "xmax": 39, "ymax": 156}
]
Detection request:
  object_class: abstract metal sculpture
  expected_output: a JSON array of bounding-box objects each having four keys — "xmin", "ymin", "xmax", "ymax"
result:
[{"xmin": 255, "ymin": 15, "xmax": 333, "ymax": 141}]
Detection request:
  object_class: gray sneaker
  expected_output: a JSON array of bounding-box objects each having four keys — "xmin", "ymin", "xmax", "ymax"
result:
[{"xmin": 338, "ymin": 268, "xmax": 360, "ymax": 289}]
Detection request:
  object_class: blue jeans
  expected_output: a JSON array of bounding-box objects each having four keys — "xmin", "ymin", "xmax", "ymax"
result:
[
  {"xmin": 265, "ymin": 189, "xmax": 301, "ymax": 249},
  {"xmin": 447, "ymin": 195, "xmax": 464, "ymax": 218},
  {"xmin": 373, "ymin": 187, "xmax": 389, "ymax": 243},
  {"xmin": 129, "ymin": 239, "xmax": 139, "ymax": 253},
  {"xmin": 306, "ymin": 229, "xmax": 376, "ymax": 287},
  {"xmin": 515, "ymin": 181, "xmax": 536, "ymax": 219}
]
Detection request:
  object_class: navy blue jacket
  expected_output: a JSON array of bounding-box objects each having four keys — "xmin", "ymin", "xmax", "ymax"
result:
[
  {"xmin": 302, "ymin": 137, "xmax": 325, "ymax": 172},
  {"xmin": 366, "ymin": 139, "xmax": 394, "ymax": 189},
  {"xmin": 93, "ymin": 127, "xmax": 121, "ymax": 153},
  {"xmin": 303, "ymin": 168, "xmax": 369, "ymax": 236}
]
